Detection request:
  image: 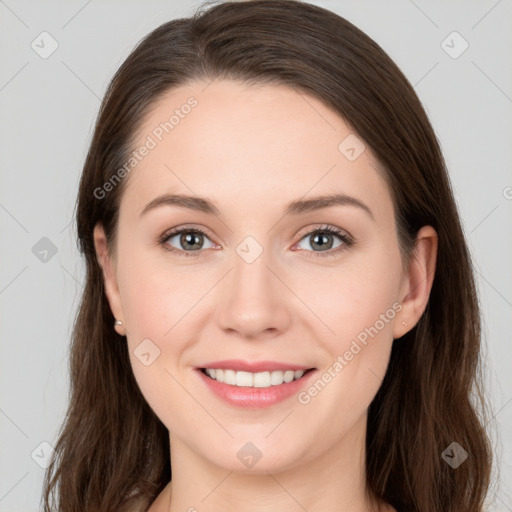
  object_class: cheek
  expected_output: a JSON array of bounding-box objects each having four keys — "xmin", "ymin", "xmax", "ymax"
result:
[
  {"xmin": 296, "ymin": 250, "xmax": 403, "ymax": 350},
  {"xmin": 303, "ymin": 250, "xmax": 402, "ymax": 418},
  {"xmin": 116, "ymin": 245, "xmax": 222, "ymax": 412},
  {"xmin": 117, "ymin": 246, "xmax": 201, "ymax": 341}
]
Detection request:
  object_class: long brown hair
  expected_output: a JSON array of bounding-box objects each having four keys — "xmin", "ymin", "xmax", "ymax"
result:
[{"xmin": 42, "ymin": 1, "xmax": 493, "ymax": 510}]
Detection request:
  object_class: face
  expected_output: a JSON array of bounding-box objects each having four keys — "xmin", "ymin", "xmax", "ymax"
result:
[{"xmin": 96, "ymin": 79, "xmax": 418, "ymax": 474}]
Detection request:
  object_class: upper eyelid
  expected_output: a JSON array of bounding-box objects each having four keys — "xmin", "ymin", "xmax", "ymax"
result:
[
  {"xmin": 161, "ymin": 224, "xmax": 214, "ymax": 242},
  {"xmin": 296, "ymin": 224, "xmax": 350, "ymax": 238}
]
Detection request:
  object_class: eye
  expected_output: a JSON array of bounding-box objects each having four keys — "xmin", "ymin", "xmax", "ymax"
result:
[
  {"xmin": 158, "ymin": 224, "xmax": 353, "ymax": 258},
  {"xmin": 159, "ymin": 226, "xmax": 217, "ymax": 257},
  {"xmin": 294, "ymin": 225, "xmax": 353, "ymax": 258}
]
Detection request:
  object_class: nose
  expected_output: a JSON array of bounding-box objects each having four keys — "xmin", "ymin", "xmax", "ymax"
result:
[{"xmin": 216, "ymin": 245, "xmax": 292, "ymax": 340}]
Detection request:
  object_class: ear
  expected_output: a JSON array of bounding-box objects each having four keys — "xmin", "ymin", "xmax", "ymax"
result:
[
  {"xmin": 394, "ymin": 225, "xmax": 438, "ymax": 339},
  {"xmin": 93, "ymin": 223, "xmax": 126, "ymax": 336}
]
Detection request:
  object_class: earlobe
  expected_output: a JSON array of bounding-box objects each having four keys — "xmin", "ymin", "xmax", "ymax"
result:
[
  {"xmin": 394, "ymin": 225, "xmax": 438, "ymax": 339},
  {"xmin": 93, "ymin": 223, "xmax": 126, "ymax": 334}
]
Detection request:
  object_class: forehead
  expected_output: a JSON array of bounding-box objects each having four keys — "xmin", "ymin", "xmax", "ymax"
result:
[{"xmin": 119, "ymin": 79, "xmax": 391, "ymax": 223}]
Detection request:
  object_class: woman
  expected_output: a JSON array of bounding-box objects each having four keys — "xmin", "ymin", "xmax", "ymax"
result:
[{"xmin": 42, "ymin": 1, "xmax": 493, "ymax": 511}]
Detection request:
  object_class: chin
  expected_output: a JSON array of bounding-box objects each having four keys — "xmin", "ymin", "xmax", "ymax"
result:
[{"xmin": 198, "ymin": 436, "xmax": 311, "ymax": 475}]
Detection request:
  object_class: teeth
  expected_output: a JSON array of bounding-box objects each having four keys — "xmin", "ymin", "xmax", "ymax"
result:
[
  {"xmin": 203, "ymin": 368, "xmax": 306, "ymax": 388},
  {"xmin": 283, "ymin": 370, "xmax": 294, "ymax": 383},
  {"xmin": 236, "ymin": 371, "xmax": 253, "ymax": 387},
  {"xmin": 224, "ymin": 369, "xmax": 236, "ymax": 386}
]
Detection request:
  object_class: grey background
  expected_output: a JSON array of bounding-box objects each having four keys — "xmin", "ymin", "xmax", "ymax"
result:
[{"xmin": 0, "ymin": 0, "xmax": 511, "ymax": 510}]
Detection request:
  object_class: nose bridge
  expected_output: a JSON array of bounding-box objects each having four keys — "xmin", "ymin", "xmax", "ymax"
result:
[
  {"xmin": 231, "ymin": 234, "xmax": 276, "ymax": 304},
  {"xmin": 234, "ymin": 243, "xmax": 271, "ymax": 292},
  {"xmin": 216, "ymin": 234, "xmax": 291, "ymax": 337}
]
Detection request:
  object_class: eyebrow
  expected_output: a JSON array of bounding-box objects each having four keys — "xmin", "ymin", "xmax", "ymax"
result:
[{"xmin": 140, "ymin": 192, "xmax": 374, "ymax": 220}]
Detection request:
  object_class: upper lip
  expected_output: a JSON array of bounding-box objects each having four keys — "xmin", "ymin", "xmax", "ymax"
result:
[{"xmin": 199, "ymin": 359, "xmax": 314, "ymax": 372}]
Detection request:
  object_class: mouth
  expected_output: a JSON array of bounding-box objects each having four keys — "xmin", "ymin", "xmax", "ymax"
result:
[
  {"xmin": 195, "ymin": 361, "xmax": 317, "ymax": 408},
  {"xmin": 199, "ymin": 367, "xmax": 314, "ymax": 388}
]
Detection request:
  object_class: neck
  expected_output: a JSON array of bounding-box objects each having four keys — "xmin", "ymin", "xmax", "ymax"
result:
[{"xmin": 165, "ymin": 413, "xmax": 383, "ymax": 512}]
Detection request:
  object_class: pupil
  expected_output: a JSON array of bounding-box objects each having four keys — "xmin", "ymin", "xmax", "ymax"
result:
[
  {"xmin": 312, "ymin": 232, "xmax": 333, "ymax": 250},
  {"xmin": 181, "ymin": 232, "xmax": 202, "ymax": 250}
]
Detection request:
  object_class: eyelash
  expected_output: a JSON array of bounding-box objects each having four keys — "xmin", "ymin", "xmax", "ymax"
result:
[{"xmin": 158, "ymin": 224, "xmax": 354, "ymax": 259}]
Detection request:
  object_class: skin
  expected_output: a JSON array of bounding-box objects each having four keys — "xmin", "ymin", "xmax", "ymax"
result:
[{"xmin": 94, "ymin": 80, "xmax": 437, "ymax": 512}]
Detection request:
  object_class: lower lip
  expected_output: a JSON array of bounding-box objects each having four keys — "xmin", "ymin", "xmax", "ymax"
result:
[{"xmin": 196, "ymin": 369, "xmax": 316, "ymax": 409}]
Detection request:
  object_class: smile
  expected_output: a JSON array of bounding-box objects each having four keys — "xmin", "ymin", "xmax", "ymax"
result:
[
  {"xmin": 201, "ymin": 368, "xmax": 306, "ymax": 388},
  {"xmin": 196, "ymin": 362, "xmax": 316, "ymax": 409}
]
